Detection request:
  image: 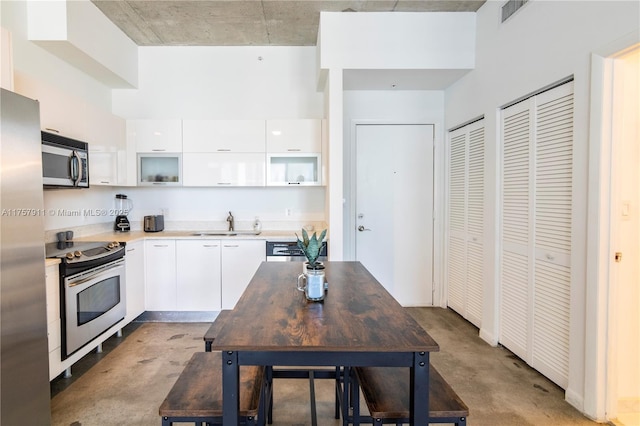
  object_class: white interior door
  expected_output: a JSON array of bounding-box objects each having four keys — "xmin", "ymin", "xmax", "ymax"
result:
[{"xmin": 355, "ymin": 124, "xmax": 434, "ymax": 306}]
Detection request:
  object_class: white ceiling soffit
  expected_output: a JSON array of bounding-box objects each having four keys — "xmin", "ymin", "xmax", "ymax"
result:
[
  {"xmin": 90, "ymin": 0, "xmax": 486, "ymax": 46},
  {"xmin": 343, "ymin": 69, "xmax": 472, "ymax": 90}
]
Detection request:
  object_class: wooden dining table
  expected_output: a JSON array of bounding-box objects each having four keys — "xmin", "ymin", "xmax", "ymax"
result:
[{"xmin": 210, "ymin": 261, "xmax": 440, "ymax": 425}]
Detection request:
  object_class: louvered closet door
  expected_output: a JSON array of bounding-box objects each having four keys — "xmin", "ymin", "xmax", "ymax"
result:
[
  {"xmin": 500, "ymin": 100, "xmax": 532, "ymax": 362},
  {"xmin": 499, "ymin": 81, "xmax": 573, "ymax": 389},
  {"xmin": 532, "ymin": 83, "xmax": 573, "ymax": 388},
  {"xmin": 448, "ymin": 130, "xmax": 467, "ymax": 315},
  {"xmin": 466, "ymin": 124, "xmax": 484, "ymax": 326},
  {"xmin": 447, "ymin": 119, "xmax": 484, "ymax": 328}
]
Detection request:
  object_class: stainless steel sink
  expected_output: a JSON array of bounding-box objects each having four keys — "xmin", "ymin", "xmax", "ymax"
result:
[{"xmin": 190, "ymin": 231, "xmax": 261, "ymax": 236}]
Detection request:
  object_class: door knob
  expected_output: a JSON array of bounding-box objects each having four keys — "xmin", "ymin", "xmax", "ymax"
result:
[{"xmin": 358, "ymin": 225, "xmax": 371, "ymax": 232}]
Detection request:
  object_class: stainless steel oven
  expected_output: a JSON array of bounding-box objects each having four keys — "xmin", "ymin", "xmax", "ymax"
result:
[{"xmin": 46, "ymin": 240, "xmax": 126, "ymax": 359}]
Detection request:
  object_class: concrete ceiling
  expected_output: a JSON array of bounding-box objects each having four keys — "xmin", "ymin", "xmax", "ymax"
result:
[{"xmin": 91, "ymin": 0, "xmax": 485, "ymax": 46}]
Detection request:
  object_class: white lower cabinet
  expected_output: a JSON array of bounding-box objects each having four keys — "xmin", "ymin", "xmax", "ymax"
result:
[
  {"xmin": 125, "ymin": 241, "xmax": 145, "ymax": 322},
  {"xmin": 145, "ymin": 240, "xmax": 177, "ymax": 310},
  {"xmin": 221, "ymin": 240, "xmax": 265, "ymax": 309},
  {"xmin": 176, "ymin": 240, "xmax": 222, "ymax": 311},
  {"xmin": 45, "ymin": 263, "xmax": 62, "ymax": 381}
]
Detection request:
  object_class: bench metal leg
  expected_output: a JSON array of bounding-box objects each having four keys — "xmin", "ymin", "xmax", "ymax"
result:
[{"xmin": 309, "ymin": 370, "xmax": 318, "ymax": 426}]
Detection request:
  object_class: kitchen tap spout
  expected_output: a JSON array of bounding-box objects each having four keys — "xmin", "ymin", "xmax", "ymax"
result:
[{"xmin": 226, "ymin": 211, "xmax": 234, "ymax": 231}]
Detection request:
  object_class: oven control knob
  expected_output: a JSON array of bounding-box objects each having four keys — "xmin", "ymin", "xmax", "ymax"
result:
[
  {"xmin": 107, "ymin": 242, "xmax": 115, "ymax": 249},
  {"xmin": 74, "ymin": 251, "xmax": 82, "ymax": 257},
  {"xmin": 65, "ymin": 252, "xmax": 75, "ymax": 260}
]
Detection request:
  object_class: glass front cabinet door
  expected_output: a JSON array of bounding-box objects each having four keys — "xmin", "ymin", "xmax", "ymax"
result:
[
  {"xmin": 137, "ymin": 153, "xmax": 182, "ymax": 186},
  {"xmin": 266, "ymin": 153, "xmax": 322, "ymax": 186}
]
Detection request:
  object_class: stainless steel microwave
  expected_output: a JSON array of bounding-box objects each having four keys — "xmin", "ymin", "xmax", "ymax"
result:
[{"xmin": 41, "ymin": 131, "xmax": 89, "ymax": 188}]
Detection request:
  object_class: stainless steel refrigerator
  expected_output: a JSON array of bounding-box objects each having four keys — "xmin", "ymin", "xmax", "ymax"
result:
[{"xmin": 1, "ymin": 88, "xmax": 51, "ymax": 424}]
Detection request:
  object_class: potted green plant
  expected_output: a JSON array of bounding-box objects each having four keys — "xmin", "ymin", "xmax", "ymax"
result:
[{"xmin": 296, "ymin": 228, "xmax": 327, "ymax": 268}]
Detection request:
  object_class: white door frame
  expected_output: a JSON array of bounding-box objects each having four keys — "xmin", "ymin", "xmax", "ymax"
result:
[
  {"xmin": 347, "ymin": 119, "xmax": 444, "ymax": 306},
  {"xmin": 585, "ymin": 35, "xmax": 639, "ymax": 421}
]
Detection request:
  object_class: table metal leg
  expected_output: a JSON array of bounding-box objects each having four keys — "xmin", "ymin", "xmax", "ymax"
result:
[
  {"xmin": 411, "ymin": 351, "xmax": 430, "ymax": 425},
  {"xmin": 222, "ymin": 350, "xmax": 240, "ymax": 426}
]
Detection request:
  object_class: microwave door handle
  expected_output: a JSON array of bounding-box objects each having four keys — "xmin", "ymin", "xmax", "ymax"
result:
[
  {"xmin": 76, "ymin": 152, "xmax": 84, "ymax": 185},
  {"xmin": 70, "ymin": 151, "xmax": 80, "ymax": 186}
]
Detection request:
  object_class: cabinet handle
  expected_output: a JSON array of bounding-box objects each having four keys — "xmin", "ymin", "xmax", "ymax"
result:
[
  {"xmin": 126, "ymin": 248, "xmax": 136, "ymax": 252},
  {"xmin": 100, "ymin": 181, "xmax": 110, "ymax": 184},
  {"xmin": 153, "ymin": 244, "xmax": 169, "ymax": 247},
  {"xmin": 151, "ymin": 149, "xmax": 166, "ymax": 152},
  {"xmin": 287, "ymin": 182, "xmax": 301, "ymax": 185},
  {"xmin": 44, "ymin": 128, "xmax": 60, "ymax": 133},
  {"xmin": 217, "ymin": 182, "xmax": 232, "ymax": 185},
  {"xmin": 203, "ymin": 244, "xmax": 219, "ymax": 248},
  {"xmin": 152, "ymin": 182, "xmax": 168, "ymax": 185},
  {"xmin": 287, "ymin": 148, "xmax": 301, "ymax": 152},
  {"xmin": 546, "ymin": 253, "xmax": 555, "ymax": 261},
  {"xmin": 224, "ymin": 244, "xmax": 239, "ymax": 248},
  {"xmin": 217, "ymin": 149, "xmax": 231, "ymax": 152}
]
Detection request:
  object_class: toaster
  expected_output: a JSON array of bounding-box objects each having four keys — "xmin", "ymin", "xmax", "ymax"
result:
[{"xmin": 144, "ymin": 215, "xmax": 164, "ymax": 232}]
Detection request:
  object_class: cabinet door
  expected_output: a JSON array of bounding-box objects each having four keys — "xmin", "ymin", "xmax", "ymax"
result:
[
  {"xmin": 266, "ymin": 119, "xmax": 321, "ymax": 153},
  {"xmin": 132, "ymin": 119, "xmax": 182, "ymax": 152},
  {"xmin": 266, "ymin": 153, "xmax": 322, "ymax": 186},
  {"xmin": 183, "ymin": 120, "xmax": 265, "ymax": 153},
  {"xmin": 176, "ymin": 240, "xmax": 222, "ymax": 311},
  {"xmin": 45, "ymin": 263, "xmax": 62, "ymax": 380},
  {"xmin": 221, "ymin": 240, "xmax": 265, "ymax": 309},
  {"xmin": 125, "ymin": 241, "xmax": 145, "ymax": 322},
  {"xmin": 144, "ymin": 240, "xmax": 176, "ymax": 310},
  {"xmin": 183, "ymin": 153, "xmax": 265, "ymax": 187},
  {"xmin": 89, "ymin": 112, "xmax": 126, "ymax": 186}
]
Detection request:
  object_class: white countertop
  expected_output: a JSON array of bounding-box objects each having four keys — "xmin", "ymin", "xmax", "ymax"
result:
[{"xmin": 74, "ymin": 229, "xmax": 305, "ymax": 243}]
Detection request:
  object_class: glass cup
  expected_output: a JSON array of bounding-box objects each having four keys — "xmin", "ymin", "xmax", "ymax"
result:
[{"xmin": 297, "ymin": 264, "xmax": 325, "ymax": 302}]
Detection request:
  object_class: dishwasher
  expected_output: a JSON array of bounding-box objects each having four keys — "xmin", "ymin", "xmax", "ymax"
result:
[{"xmin": 266, "ymin": 240, "xmax": 328, "ymax": 262}]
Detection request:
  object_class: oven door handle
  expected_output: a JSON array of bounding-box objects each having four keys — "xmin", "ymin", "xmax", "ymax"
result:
[{"xmin": 68, "ymin": 262, "xmax": 124, "ymax": 288}]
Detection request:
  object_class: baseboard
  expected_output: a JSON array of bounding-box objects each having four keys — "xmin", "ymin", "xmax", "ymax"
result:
[
  {"xmin": 135, "ymin": 311, "xmax": 217, "ymax": 322},
  {"xmin": 479, "ymin": 327, "xmax": 498, "ymax": 346}
]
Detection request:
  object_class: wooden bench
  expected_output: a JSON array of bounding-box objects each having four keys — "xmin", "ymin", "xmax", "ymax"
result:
[
  {"xmin": 159, "ymin": 352, "xmax": 268, "ymax": 426},
  {"xmin": 204, "ymin": 309, "xmax": 231, "ymax": 352},
  {"xmin": 350, "ymin": 365, "xmax": 469, "ymax": 426}
]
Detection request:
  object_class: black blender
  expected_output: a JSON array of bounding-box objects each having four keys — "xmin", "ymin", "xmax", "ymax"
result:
[{"xmin": 114, "ymin": 193, "xmax": 133, "ymax": 232}]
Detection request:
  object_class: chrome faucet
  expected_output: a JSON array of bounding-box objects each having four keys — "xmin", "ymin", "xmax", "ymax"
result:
[{"xmin": 226, "ymin": 211, "xmax": 234, "ymax": 231}]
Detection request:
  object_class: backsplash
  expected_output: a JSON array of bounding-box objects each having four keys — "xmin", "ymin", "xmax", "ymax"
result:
[{"xmin": 43, "ymin": 185, "xmax": 327, "ymax": 242}]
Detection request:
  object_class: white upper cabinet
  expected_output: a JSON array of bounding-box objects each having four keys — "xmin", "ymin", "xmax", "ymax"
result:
[
  {"xmin": 183, "ymin": 153, "xmax": 265, "ymax": 187},
  {"xmin": 266, "ymin": 119, "xmax": 321, "ymax": 153},
  {"xmin": 182, "ymin": 119, "xmax": 265, "ymax": 153},
  {"xmin": 131, "ymin": 119, "xmax": 182, "ymax": 152},
  {"xmin": 88, "ymin": 110, "xmax": 126, "ymax": 186}
]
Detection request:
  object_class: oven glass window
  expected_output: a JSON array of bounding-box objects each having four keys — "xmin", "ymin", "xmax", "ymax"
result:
[{"xmin": 76, "ymin": 276, "xmax": 121, "ymax": 325}]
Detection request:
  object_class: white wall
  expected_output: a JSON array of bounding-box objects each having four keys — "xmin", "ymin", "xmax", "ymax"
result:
[
  {"xmin": 112, "ymin": 46, "xmax": 323, "ymax": 119},
  {"xmin": 318, "ymin": 12, "xmax": 475, "ymax": 70},
  {"xmin": 1, "ymin": 1, "xmax": 113, "ymax": 111},
  {"xmin": 613, "ymin": 47, "xmax": 639, "ymax": 409},
  {"xmin": 444, "ymin": 0, "xmax": 640, "ymax": 418}
]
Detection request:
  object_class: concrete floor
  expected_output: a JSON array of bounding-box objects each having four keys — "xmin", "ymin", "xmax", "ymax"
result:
[{"xmin": 50, "ymin": 307, "xmax": 604, "ymax": 426}]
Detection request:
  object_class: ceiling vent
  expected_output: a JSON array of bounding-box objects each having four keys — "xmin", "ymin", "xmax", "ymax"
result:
[{"xmin": 501, "ymin": 0, "xmax": 529, "ymax": 22}]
